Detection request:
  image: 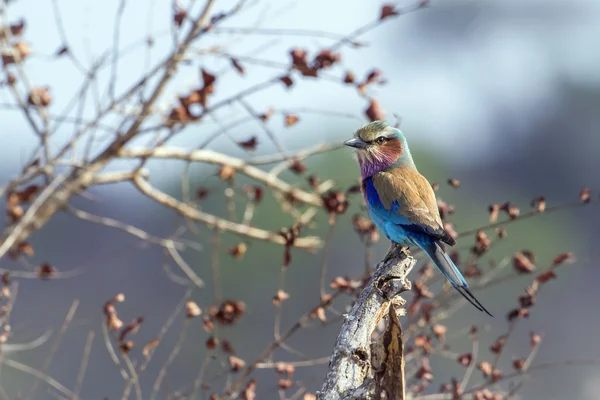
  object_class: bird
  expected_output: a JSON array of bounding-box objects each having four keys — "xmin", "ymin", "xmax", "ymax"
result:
[{"xmin": 344, "ymin": 120, "xmax": 492, "ymax": 316}]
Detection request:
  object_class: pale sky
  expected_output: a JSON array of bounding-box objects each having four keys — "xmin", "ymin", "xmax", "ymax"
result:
[{"xmin": 2, "ymin": 0, "xmax": 599, "ymax": 171}]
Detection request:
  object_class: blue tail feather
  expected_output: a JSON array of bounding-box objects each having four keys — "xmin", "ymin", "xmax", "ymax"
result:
[{"xmin": 420, "ymin": 240, "xmax": 493, "ymax": 317}]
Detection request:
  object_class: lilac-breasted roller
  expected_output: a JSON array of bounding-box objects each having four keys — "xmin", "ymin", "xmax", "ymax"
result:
[{"xmin": 344, "ymin": 121, "xmax": 492, "ymax": 316}]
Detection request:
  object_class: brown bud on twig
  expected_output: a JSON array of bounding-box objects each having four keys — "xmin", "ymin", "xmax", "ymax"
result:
[
  {"xmin": 512, "ymin": 359, "xmax": 525, "ymax": 371},
  {"xmin": 315, "ymin": 307, "xmax": 326, "ymax": 323},
  {"xmin": 9, "ymin": 20, "xmax": 26, "ymax": 36},
  {"xmin": 352, "ymin": 215, "xmax": 379, "ymax": 244},
  {"xmin": 490, "ymin": 335, "xmax": 506, "ymax": 354},
  {"xmin": 15, "ymin": 185, "xmax": 40, "ymax": 203},
  {"xmin": 307, "ymin": 175, "xmax": 319, "ymax": 190},
  {"xmin": 231, "ymin": 58, "xmax": 245, "ymax": 75},
  {"xmin": 107, "ymin": 314, "xmax": 123, "ymax": 331},
  {"xmin": 278, "ymin": 379, "xmax": 294, "ymax": 389},
  {"xmin": 173, "ymin": 8, "xmax": 186, "ymax": 27},
  {"xmin": 478, "ymin": 361, "xmax": 492, "ymax": 377},
  {"xmin": 530, "ymin": 331, "xmax": 542, "ymax": 347},
  {"xmin": 530, "ymin": 196, "xmax": 546, "ymax": 212},
  {"xmin": 330, "ymin": 276, "xmax": 350, "ymax": 290},
  {"xmin": 218, "ymin": 165, "xmax": 236, "ymax": 181},
  {"xmin": 37, "ymin": 263, "xmax": 56, "ymax": 279},
  {"xmin": 380, "ymin": 4, "xmax": 399, "ymax": 20},
  {"xmin": 552, "ymin": 251, "xmax": 574, "ymax": 266},
  {"xmin": 241, "ymin": 379, "xmax": 256, "ymax": 400},
  {"xmin": 499, "ymin": 201, "xmax": 520, "ymax": 219},
  {"xmin": 142, "ymin": 338, "xmax": 159, "ymax": 357},
  {"xmin": 536, "ymin": 270, "xmax": 557, "ymax": 284},
  {"xmin": 518, "ymin": 289, "xmax": 536, "ymax": 308},
  {"xmin": 273, "ymin": 290, "xmax": 290, "ymax": 305},
  {"xmin": 119, "ymin": 317, "xmax": 144, "ymax": 342},
  {"xmin": 120, "ymin": 341, "xmax": 134, "ymax": 354},
  {"xmin": 464, "ymin": 262, "xmax": 481, "ymax": 278},
  {"xmin": 457, "ymin": 353, "xmax": 473, "ymax": 367},
  {"xmin": 413, "ymin": 281, "xmax": 434, "ymax": 299},
  {"xmin": 28, "ymin": 87, "xmax": 52, "ymax": 107},
  {"xmin": 432, "ymin": 324, "xmax": 447, "ymax": 341},
  {"xmin": 358, "ymin": 69, "xmax": 384, "ymax": 95},
  {"xmin": 228, "ymin": 355, "xmax": 246, "ymax": 372},
  {"xmin": 507, "ymin": 308, "xmax": 529, "ymax": 321},
  {"xmin": 312, "ymin": 49, "xmax": 341, "ymax": 70},
  {"xmin": 488, "ymin": 204, "xmax": 500, "ymax": 223},
  {"xmin": 513, "ymin": 251, "xmax": 536, "ymax": 273},
  {"xmin": 343, "ymin": 71, "xmax": 355, "ymax": 84},
  {"xmin": 413, "ymin": 335, "xmax": 432, "ymax": 353},
  {"xmin": 237, "ymin": 136, "xmax": 258, "ymax": 150},
  {"xmin": 284, "ymin": 114, "xmax": 299, "ymax": 127},
  {"xmin": 229, "ymin": 243, "xmax": 247, "ymax": 260},
  {"xmin": 8, "ymin": 242, "xmax": 34, "ymax": 259},
  {"xmin": 196, "ymin": 187, "xmax": 209, "ymax": 200},
  {"xmin": 280, "ymin": 75, "xmax": 293, "ymax": 88},
  {"xmin": 113, "ymin": 293, "xmax": 125, "ymax": 303},
  {"xmin": 258, "ymin": 108, "xmax": 274, "ymax": 121},
  {"xmin": 322, "ymin": 191, "xmax": 349, "ymax": 224},
  {"xmin": 447, "ymin": 178, "xmax": 460, "ymax": 189},
  {"xmin": 365, "ymin": 98, "xmax": 385, "ymax": 121},
  {"xmin": 289, "ymin": 159, "xmax": 307, "ymax": 174},
  {"xmin": 206, "ymin": 336, "xmax": 219, "ymax": 349},
  {"xmin": 415, "ymin": 358, "xmax": 433, "ymax": 381},
  {"xmin": 580, "ymin": 187, "xmax": 591, "ymax": 203},
  {"xmin": 491, "ymin": 369, "xmax": 503, "ymax": 383},
  {"xmin": 2, "ymin": 42, "xmax": 31, "ymax": 65},
  {"xmin": 203, "ymin": 316, "xmax": 214, "ymax": 333},
  {"xmin": 211, "ymin": 299, "xmax": 246, "ymax": 325},
  {"xmin": 275, "ymin": 362, "xmax": 296, "ymax": 377},
  {"xmin": 242, "ymin": 185, "xmax": 263, "ymax": 203},
  {"xmin": 185, "ymin": 301, "xmax": 202, "ymax": 318},
  {"xmin": 472, "ymin": 231, "xmax": 491, "ymax": 255}
]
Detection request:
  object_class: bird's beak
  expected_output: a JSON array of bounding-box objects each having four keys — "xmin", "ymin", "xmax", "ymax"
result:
[{"xmin": 343, "ymin": 137, "xmax": 368, "ymax": 149}]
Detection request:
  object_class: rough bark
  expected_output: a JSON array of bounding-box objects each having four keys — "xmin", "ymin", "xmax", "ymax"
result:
[{"xmin": 317, "ymin": 253, "xmax": 416, "ymax": 400}]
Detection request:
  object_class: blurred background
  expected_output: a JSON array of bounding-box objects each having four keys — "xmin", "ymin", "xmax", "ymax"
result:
[{"xmin": 1, "ymin": 0, "xmax": 599, "ymax": 399}]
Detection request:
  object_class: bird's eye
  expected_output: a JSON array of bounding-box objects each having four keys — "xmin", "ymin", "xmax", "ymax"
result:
[{"xmin": 375, "ymin": 137, "xmax": 386, "ymax": 144}]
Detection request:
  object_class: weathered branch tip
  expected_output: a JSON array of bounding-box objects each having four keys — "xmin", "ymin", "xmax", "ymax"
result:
[{"xmin": 318, "ymin": 253, "xmax": 416, "ymax": 400}]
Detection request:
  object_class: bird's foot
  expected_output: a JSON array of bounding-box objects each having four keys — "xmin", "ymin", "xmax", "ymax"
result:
[
  {"xmin": 383, "ymin": 243, "xmax": 410, "ymax": 263},
  {"xmin": 399, "ymin": 247, "xmax": 411, "ymax": 258},
  {"xmin": 382, "ymin": 242, "xmax": 398, "ymax": 263}
]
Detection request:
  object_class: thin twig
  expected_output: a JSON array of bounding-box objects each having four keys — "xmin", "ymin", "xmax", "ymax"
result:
[
  {"xmin": 149, "ymin": 320, "xmax": 190, "ymax": 400},
  {"xmin": 131, "ymin": 174, "xmax": 322, "ymax": 249},
  {"xmin": 122, "ymin": 354, "xmax": 142, "ymax": 400},
  {"xmin": 25, "ymin": 300, "xmax": 79, "ymax": 400},
  {"xmin": 67, "ymin": 205, "xmax": 199, "ymax": 251},
  {"xmin": 118, "ymin": 147, "xmax": 324, "ymax": 207},
  {"xmin": 2, "ymin": 358, "xmax": 75, "ymax": 398},
  {"xmin": 73, "ymin": 331, "xmax": 95, "ymax": 400},
  {"xmin": 165, "ymin": 242, "xmax": 205, "ymax": 288}
]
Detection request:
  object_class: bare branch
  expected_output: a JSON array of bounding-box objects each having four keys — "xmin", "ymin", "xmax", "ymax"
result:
[
  {"xmin": 118, "ymin": 146, "xmax": 325, "ymax": 207},
  {"xmin": 1, "ymin": 358, "xmax": 75, "ymax": 398},
  {"xmin": 67, "ymin": 205, "xmax": 199, "ymax": 251},
  {"xmin": 131, "ymin": 173, "xmax": 322, "ymax": 249},
  {"xmin": 318, "ymin": 253, "xmax": 416, "ymax": 400},
  {"xmin": 92, "ymin": 169, "xmax": 149, "ymax": 185}
]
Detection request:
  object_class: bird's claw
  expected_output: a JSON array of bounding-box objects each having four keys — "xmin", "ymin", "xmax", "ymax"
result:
[{"xmin": 383, "ymin": 243, "xmax": 410, "ymax": 263}]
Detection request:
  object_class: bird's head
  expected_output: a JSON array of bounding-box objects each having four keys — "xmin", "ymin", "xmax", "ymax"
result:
[{"xmin": 344, "ymin": 120, "xmax": 413, "ymax": 178}]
